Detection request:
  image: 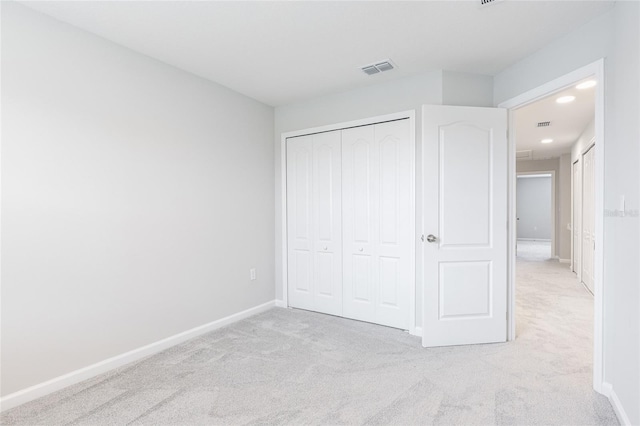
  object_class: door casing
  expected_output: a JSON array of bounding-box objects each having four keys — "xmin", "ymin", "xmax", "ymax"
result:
[{"xmin": 499, "ymin": 59, "xmax": 605, "ymax": 395}]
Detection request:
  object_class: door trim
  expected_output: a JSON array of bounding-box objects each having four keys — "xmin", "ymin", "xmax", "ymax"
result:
[
  {"xmin": 499, "ymin": 59, "xmax": 605, "ymax": 394},
  {"xmin": 516, "ymin": 171, "xmax": 556, "ymax": 258},
  {"xmin": 279, "ymin": 110, "xmax": 417, "ymax": 335}
]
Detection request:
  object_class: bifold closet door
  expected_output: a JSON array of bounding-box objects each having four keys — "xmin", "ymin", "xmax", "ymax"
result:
[
  {"xmin": 286, "ymin": 131, "xmax": 343, "ymax": 316},
  {"xmin": 342, "ymin": 119, "xmax": 412, "ymax": 330}
]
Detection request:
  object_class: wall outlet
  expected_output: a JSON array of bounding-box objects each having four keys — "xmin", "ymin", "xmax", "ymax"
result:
[{"xmin": 250, "ymin": 268, "xmax": 257, "ymax": 281}]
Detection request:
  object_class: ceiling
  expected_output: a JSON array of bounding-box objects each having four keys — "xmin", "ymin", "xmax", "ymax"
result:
[
  {"xmin": 21, "ymin": 1, "xmax": 614, "ymax": 107},
  {"xmin": 514, "ymin": 79, "xmax": 595, "ymax": 160}
]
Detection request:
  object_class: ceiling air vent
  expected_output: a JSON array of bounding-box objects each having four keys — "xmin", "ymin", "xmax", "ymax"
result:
[
  {"xmin": 361, "ymin": 59, "xmax": 395, "ymax": 76},
  {"xmin": 362, "ymin": 65, "xmax": 380, "ymax": 75},
  {"xmin": 516, "ymin": 150, "xmax": 533, "ymax": 160},
  {"xmin": 480, "ymin": 0, "xmax": 504, "ymax": 6},
  {"xmin": 537, "ymin": 121, "xmax": 551, "ymax": 127}
]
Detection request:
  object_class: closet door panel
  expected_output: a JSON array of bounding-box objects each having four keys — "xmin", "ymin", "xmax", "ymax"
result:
[
  {"xmin": 374, "ymin": 120, "xmax": 412, "ymax": 329},
  {"xmin": 342, "ymin": 120, "xmax": 412, "ymax": 330},
  {"xmin": 312, "ymin": 131, "xmax": 343, "ymax": 315},
  {"xmin": 287, "ymin": 136, "xmax": 314, "ymax": 310},
  {"xmin": 342, "ymin": 125, "xmax": 376, "ymax": 321}
]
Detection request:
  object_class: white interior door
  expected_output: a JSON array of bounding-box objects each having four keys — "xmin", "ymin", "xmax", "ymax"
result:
[
  {"xmin": 581, "ymin": 145, "xmax": 595, "ymax": 293},
  {"xmin": 286, "ymin": 131, "xmax": 342, "ymax": 316},
  {"xmin": 572, "ymin": 160, "xmax": 581, "ymax": 276},
  {"xmin": 342, "ymin": 119, "xmax": 412, "ymax": 330},
  {"xmin": 422, "ymin": 105, "xmax": 508, "ymax": 347}
]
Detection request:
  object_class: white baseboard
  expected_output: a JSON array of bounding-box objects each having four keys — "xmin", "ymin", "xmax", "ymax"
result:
[
  {"xmin": 559, "ymin": 258, "xmax": 571, "ymax": 264},
  {"xmin": 517, "ymin": 238, "xmax": 552, "ymax": 242},
  {"xmin": 0, "ymin": 300, "xmax": 276, "ymax": 413},
  {"xmin": 410, "ymin": 326, "xmax": 422, "ymax": 337},
  {"xmin": 603, "ymin": 382, "xmax": 632, "ymax": 425},
  {"xmin": 274, "ymin": 299, "xmax": 287, "ymax": 308}
]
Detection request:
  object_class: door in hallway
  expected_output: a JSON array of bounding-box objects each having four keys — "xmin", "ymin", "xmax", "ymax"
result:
[
  {"xmin": 572, "ymin": 159, "xmax": 581, "ymax": 276},
  {"xmin": 422, "ymin": 105, "xmax": 508, "ymax": 347},
  {"xmin": 581, "ymin": 145, "xmax": 595, "ymax": 293}
]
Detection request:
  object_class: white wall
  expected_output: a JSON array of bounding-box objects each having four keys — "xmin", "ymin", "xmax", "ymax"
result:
[
  {"xmin": 495, "ymin": 3, "xmax": 640, "ymax": 423},
  {"xmin": 442, "ymin": 71, "xmax": 494, "ymax": 107},
  {"xmin": 274, "ymin": 70, "xmax": 494, "ymax": 328},
  {"xmin": 1, "ymin": 2, "xmax": 275, "ymax": 396},
  {"xmin": 516, "ymin": 176, "xmax": 553, "ymax": 241}
]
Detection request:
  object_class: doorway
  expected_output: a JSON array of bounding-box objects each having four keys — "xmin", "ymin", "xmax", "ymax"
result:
[
  {"xmin": 500, "ymin": 59, "xmax": 604, "ymax": 393},
  {"xmin": 516, "ymin": 172, "xmax": 555, "ymax": 260}
]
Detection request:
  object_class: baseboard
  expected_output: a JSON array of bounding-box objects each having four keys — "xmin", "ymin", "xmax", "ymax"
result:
[
  {"xmin": 559, "ymin": 258, "xmax": 571, "ymax": 264},
  {"xmin": 410, "ymin": 326, "xmax": 422, "ymax": 337},
  {"xmin": 274, "ymin": 299, "xmax": 287, "ymax": 308},
  {"xmin": 0, "ymin": 300, "xmax": 276, "ymax": 413},
  {"xmin": 603, "ymin": 382, "xmax": 632, "ymax": 425},
  {"xmin": 517, "ymin": 238, "xmax": 552, "ymax": 242}
]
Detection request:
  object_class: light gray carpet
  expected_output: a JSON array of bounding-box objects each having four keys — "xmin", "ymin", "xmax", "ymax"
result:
[
  {"xmin": 517, "ymin": 240, "xmax": 552, "ymax": 260},
  {"xmin": 2, "ymin": 258, "xmax": 617, "ymax": 425}
]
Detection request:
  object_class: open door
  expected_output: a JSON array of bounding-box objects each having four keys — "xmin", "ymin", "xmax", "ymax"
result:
[{"xmin": 422, "ymin": 105, "xmax": 508, "ymax": 347}]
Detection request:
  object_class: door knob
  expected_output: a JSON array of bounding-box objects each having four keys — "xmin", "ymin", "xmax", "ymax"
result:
[
  {"xmin": 323, "ymin": 246, "xmax": 328, "ymax": 251},
  {"xmin": 359, "ymin": 248, "xmax": 364, "ymax": 252},
  {"xmin": 426, "ymin": 234, "xmax": 437, "ymax": 243}
]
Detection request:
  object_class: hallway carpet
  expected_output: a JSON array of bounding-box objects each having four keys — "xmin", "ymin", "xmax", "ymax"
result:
[{"xmin": 2, "ymin": 259, "xmax": 617, "ymax": 425}]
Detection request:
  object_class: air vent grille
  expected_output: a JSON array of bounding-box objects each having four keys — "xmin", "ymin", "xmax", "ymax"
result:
[
  {"xmin": 361, "ymin": 59, "xmax": 395, "ymax": 76},
  {"xmin": 362, "ymin": 66, "xmax": 380, "ymax": 75},
  {"xmin": 375, "ymin": 62, "xmax": 394, "ymax": 72},
  {"xmin": 516, "ymin": 150, "xmax": 533, "ymax": 160},
  {"xmin": 537, "ymin": 121, "xmax": 551, "ymax": 127}
]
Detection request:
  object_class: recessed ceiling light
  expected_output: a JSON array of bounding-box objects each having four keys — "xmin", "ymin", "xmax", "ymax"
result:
[
  {"xmin": 541, "ymin": 139, "xmax": 553, "ymax": 144},
  {"xmin": 576, "ymin": 80, "xmax": 597, "ymax": 89},
  {"xmin": 556, "ymin": 96, "xmax": 576, "ymax": 104}
]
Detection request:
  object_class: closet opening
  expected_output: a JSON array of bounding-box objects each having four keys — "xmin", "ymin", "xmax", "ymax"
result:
[{"xmin": 280, "ymin": 111, "xmax": 417, "ymax": 335}]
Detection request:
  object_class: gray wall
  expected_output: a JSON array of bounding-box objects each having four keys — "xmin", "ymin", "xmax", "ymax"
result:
[
  {"xmin": 516, "ymin": 159, "xmax": 561, "ymax": 256},
  {"xmin": 274, "ymin": 70, "xmax": 494, "ymax": 329},
  {"xmin": 516, "ymin": 176, "xmax": 552, "ymax": 240},
  {"xmin": 1, "ymin": 3, "xmax": 275, "ymax": 396},
  {"xmin": 558, "ymin": 153, "xmax": 572, "ymax": 261},
  {"xmin": 495, "ymin": 3, "xmax": 640, "ymax": 423}
]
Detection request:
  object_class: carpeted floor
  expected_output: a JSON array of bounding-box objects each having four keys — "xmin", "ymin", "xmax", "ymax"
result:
[
  {"xmin": 2, "ymin": 256, "xmax": 617, "ymax": 425},
  {"xmin": 517, "ymin": 239, "xmax": 552, "ymax": 260}
]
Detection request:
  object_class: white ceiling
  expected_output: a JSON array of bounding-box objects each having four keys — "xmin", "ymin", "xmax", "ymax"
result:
[
  {"xmin": 514, "ymin": 79, "xmax": 595, "ymax": 160},
  {"xmin": 21, "ymin": 1, "xmax": 614, "ymax": 106}
]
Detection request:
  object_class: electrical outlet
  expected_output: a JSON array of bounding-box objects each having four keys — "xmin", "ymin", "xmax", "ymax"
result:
[{"xmin": 250, "ymin": 268, "xmax": 257, "ymax": 281}]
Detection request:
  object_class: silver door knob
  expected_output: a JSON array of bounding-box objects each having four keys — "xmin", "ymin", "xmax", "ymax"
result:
[{"xmin": 426, "ymin": 234, "xmax": 437, "ymax": 243}]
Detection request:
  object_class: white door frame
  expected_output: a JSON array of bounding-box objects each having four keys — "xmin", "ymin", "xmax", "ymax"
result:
[
  {"xmin": 499, "ymin": 59, "xmax": 605, "ymax": 394},
  {"xmin": 516, "ymin": 171, "xmax": 556, "ymax": 255},
  {"xmin": 279, "ymin": 110, "xmax": 417, "ymax": 335}
]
